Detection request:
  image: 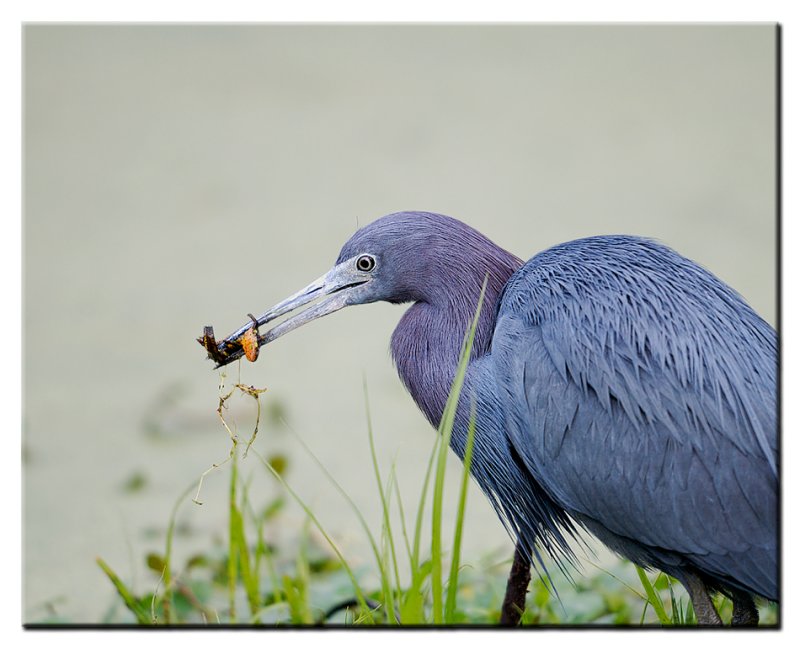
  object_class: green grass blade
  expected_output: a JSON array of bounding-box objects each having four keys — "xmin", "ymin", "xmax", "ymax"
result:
[
  {"xmin": 227, "ymin": 450, "xmax": 239, "ymax": 622},
  {"xmin": 291, "ymin": 520, "xmax": 314, "ymax": 624},
  {"xmin": 96, "ymin": 557, "xmax": 152, "ymax": 625},
  {"xmin": 635, "ymin": 566, "xmax": 670, "ymax": 624},
  {"xmin": 667, "ymin": 576, "xmax": 695, "ymax": 625},
  {"xmin": 400, "ymin": 442, "xmax": 439, "ymax": 624},
  {"xmin": 389, "ymin": 464, "xmax": 432, "ymax": 624},
  {"xmin": 400, "ymin": 559, "xmax": 432, "ymax": 623},
  {"xmin": 444, "ymin": 403, "xmax": 477, "ymax": 622},
  {"xmin": 363, "ymin": 379, "xmax": 400, "ymax": 623},
  {"xmin": 244, "ymin": 497, "xmax": 283, "ymax": 606},
  {"xmin": 283, "ymin": 573, "xmax": 312, "ymax": 625},
  {"xmin": 412, "ymin": 435, "xmax": 439, "ymax": 574},
  {"xmin": 230, "ymin": 492, "xmax": 260, "ymax": 617},
  {"xmin": 390, "ymin": 467, "xmax": 414, "ymax": 574},
  {"xmin": 430, "ymin": 421, "xmax": 448, "ymax": 623},
  {"xmin": 431, "ymin": 278, "xmax": 487, "ymax": 623},
  {"xmin": 584, "ymin": 558, "xmax": 653, "ymax": 602}
]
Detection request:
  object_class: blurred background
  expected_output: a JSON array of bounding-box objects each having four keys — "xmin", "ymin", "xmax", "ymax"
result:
[{"xmin": 23, "ymin": 24, "xmax": 776, "ymax": 623}]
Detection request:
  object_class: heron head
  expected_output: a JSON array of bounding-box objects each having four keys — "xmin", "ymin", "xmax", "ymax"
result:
[{"xmin": 205, "ymin": 212, "xmax": 513, "ymax": 366}]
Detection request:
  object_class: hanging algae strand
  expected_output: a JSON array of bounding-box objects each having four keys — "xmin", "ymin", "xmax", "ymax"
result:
[{"xmin": 192, "ymin": 373, "xmax": 268, "ymax": 505}]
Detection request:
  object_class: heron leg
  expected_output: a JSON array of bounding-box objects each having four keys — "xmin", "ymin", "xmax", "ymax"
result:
[
  {"xmin": 679, "ymin": 570, "xmax": 722, "ymax": 625},
  {"xmin": 499, "ymin": 542, "xmax": 531, "ymax": 626},
  {"xmin": 730, "ymin": 589, "xmax": 759, "ymax": 626}
]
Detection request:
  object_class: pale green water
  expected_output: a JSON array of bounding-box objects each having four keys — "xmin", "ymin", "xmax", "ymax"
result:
[{"xmin": 23, "ymin": 24, "xmax": 776, "ymax": 622}]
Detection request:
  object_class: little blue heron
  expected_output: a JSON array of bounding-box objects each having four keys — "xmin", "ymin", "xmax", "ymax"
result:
[{"xmin": 203, "ymin": 211, "xmax": 777, "ymax": 625}]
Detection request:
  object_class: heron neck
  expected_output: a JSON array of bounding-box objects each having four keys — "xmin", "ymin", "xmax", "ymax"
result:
[{"xmin": 390, "ymin": 251, "xmax": 522, "ymax": 427}]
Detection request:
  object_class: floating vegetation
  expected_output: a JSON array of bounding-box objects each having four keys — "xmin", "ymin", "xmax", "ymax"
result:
[{"xmin": 121, "ymin": 471, "xmax": 148, "ymax": 494}]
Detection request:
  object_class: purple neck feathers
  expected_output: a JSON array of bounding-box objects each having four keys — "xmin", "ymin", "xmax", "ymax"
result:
[{"xmin": 389, "ymin": 228, "xmax": 522, "ymax": 426}]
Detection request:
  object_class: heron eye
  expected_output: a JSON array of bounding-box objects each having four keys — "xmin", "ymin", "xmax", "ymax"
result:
[{"xmin": 356, "ymin": 254, "xmax": 376, "ymax": 272}]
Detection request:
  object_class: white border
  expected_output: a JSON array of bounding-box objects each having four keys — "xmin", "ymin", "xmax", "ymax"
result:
[{"xmin": 6, "ymin": 2, "xmax": 796, "ymax": 647}]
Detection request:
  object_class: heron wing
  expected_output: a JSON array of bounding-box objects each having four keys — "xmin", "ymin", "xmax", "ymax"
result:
[{"xmin": 491, "ymin": 236, "xmax": 777, "ymax": 598}]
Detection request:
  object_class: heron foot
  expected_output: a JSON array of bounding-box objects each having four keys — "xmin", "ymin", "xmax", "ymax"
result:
[{"xmin": 499, "ymin": 542, "xmax": 531, "ymax": 626}]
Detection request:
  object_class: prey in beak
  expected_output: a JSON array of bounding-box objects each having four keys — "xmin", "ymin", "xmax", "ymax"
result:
[{"xmin": 198, "ymin": 255, "xmax": 375, "ymax": 369}]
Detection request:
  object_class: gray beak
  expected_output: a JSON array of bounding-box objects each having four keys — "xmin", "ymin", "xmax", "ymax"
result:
[{"xmin": 200, "ymin": 258, "xmax": 369, "ymax": 368}]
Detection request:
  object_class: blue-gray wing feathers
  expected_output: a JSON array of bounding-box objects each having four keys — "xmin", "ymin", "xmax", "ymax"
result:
[{"xmin": 490, "ymin": 236, "xmax": 777, "ymax": 599}]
